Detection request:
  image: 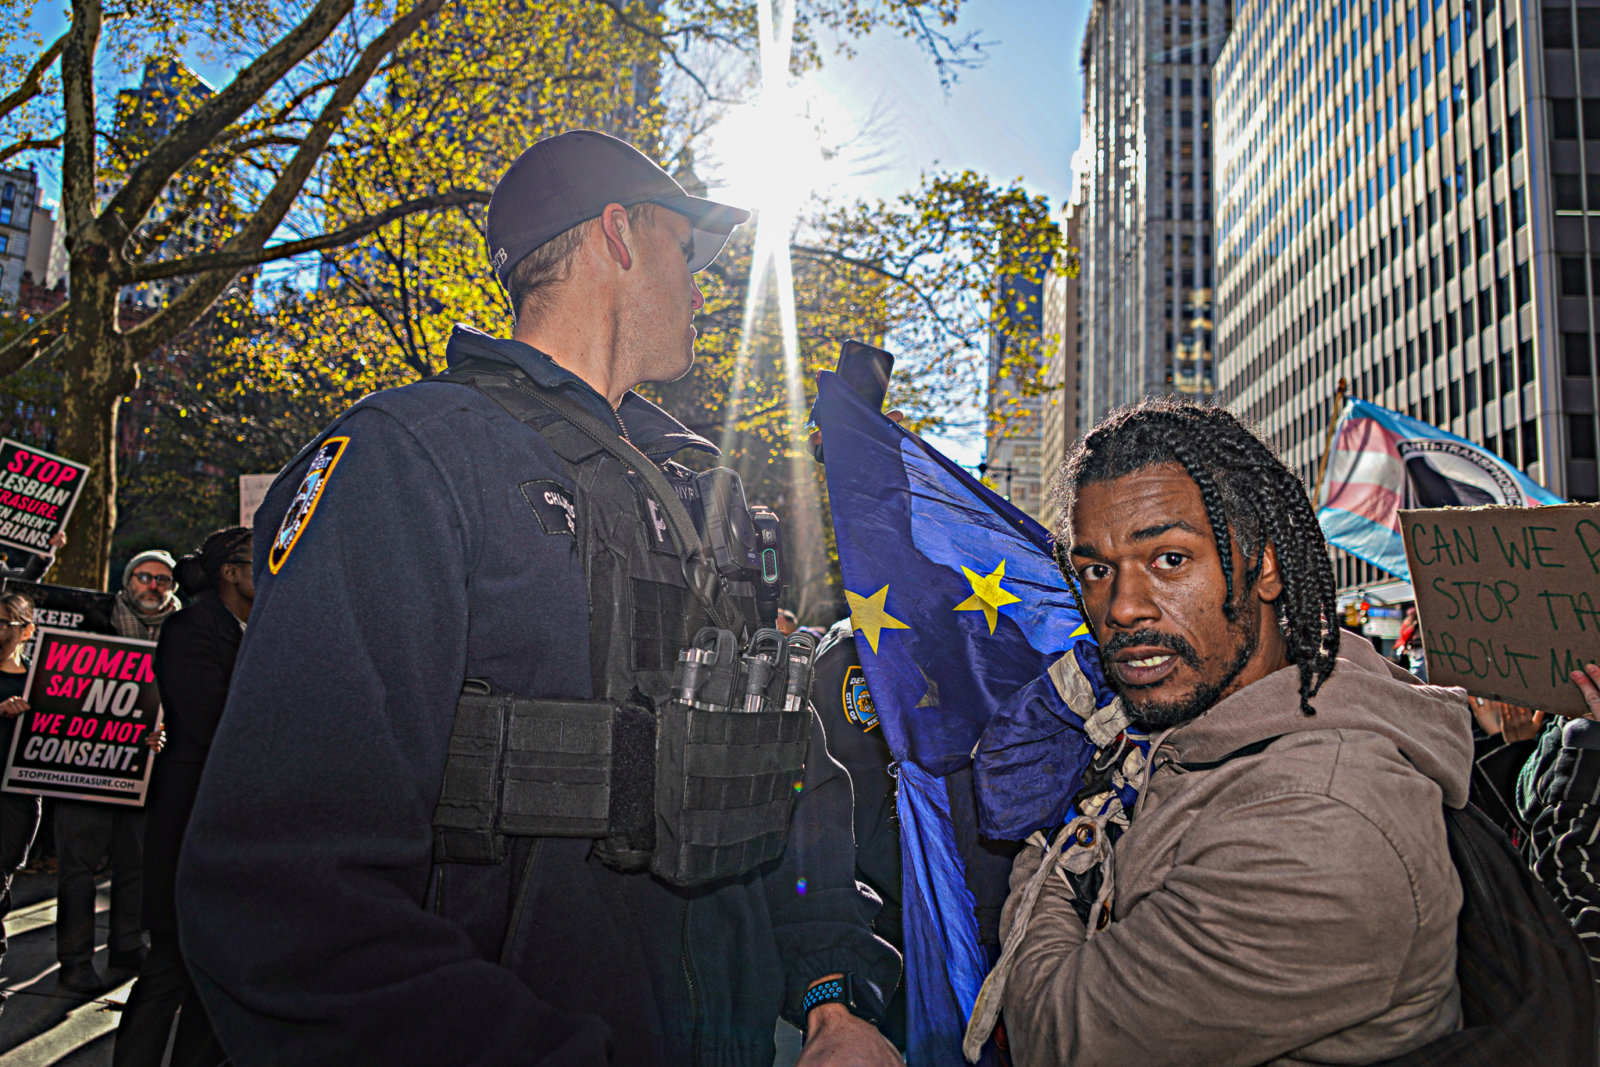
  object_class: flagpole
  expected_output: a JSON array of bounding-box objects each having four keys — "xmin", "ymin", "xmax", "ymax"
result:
[{"xmin": 1313, "ymin": 378, "xmax": 1349, "ymax": 508}]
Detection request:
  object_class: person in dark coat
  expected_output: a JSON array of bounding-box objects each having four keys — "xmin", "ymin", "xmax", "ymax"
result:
[
  {"xmin": 113, "ymin": 527, "xmax": 251, "ymax": 1066},
  {"xmin": 0, "ymin": 529, "xmax": 66, "ymax": 581},
  {"xmin": 176, "ymin": 132, "xmax": 898, "ymax": 1065},
  {"xmin": 0, "ymin": 591, "xmax": 40, "ymax": 1008}
]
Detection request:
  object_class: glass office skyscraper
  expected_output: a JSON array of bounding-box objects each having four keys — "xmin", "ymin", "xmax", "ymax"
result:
[{"xmin": 1215, "ymin": 0, "xmax": 1600, "ymax": 586}]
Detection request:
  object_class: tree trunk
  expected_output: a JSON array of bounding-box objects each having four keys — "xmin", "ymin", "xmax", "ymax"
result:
[{"xmin": 53, "ymin": 243, "xmax": 132, "ymax": 592}]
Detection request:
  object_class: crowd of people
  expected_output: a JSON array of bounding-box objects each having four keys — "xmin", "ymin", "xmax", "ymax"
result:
[
  {"xmin": 0, "ymin": 529, "xmax": 251, "ymax": 1064},
  {"xmin": 0, "ymin": 127, "xmax": 1595, "ymax": 1065}
]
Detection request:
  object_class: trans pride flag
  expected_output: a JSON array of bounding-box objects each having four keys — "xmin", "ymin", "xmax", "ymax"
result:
[{"xmin": 1317, "ymin": 398, "xmax": 1562, "ymax": 579}]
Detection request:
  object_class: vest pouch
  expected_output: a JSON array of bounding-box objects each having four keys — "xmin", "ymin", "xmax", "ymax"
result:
[
  {"xmin": 651, "ymin": 700, "xmax": 810, "ymax": 887},
  {"xmin": 433, "ymin": 688, "xmax": 649, "ymax": 864}
]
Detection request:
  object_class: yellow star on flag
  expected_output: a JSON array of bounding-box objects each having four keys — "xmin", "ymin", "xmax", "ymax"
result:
[
  {"xmin": 955, "ymin": 560, "xmax": 1023, "ymax": 634},
  {"xmin": 846, "ymin": 585, "xmax": 911, "ymax": 654}
]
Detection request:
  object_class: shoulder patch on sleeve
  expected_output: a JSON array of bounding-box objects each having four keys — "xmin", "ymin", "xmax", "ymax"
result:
[
  {"xmin": 520, "ymin": 480, "xmax": 576, "ymax": 537},
  {"xmin": 268, "ymin": 437, "xmax": 349, "ymax": 574},
  {"xmin": 842, "ymin": 664, "xmax": 879, "ymax": 732}
]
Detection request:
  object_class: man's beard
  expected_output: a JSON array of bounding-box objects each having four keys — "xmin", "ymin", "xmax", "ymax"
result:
[
  {"xmin": 1098, "ymin": 610, "xmax": 1262, "ymax": 730},
  {"xmin": 134, "ymin": 592, "xmax": 167, "ymax": 613}
]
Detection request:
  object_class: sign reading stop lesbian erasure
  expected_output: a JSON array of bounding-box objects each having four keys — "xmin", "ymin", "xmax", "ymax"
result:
[
  {"xmin": 2, "ymin": 628, "xmax": 162, "ymax": 805},
  {"xmin": 0, "ymin": 439, "xmax": 88, "ymax": 557}
]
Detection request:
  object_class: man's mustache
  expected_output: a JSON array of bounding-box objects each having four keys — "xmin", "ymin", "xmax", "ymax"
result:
[{"xmin": 1099, "ymin": 629, "xmax": 1202, "ymax": 670}]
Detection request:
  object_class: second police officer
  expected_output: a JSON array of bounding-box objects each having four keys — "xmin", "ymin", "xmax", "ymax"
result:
[{"xmin": 176, "ymin": 131, "xmax": 901, "ymax": 1066}]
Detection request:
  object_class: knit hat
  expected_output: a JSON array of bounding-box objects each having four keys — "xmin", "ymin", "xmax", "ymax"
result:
[{"xmin": 123, "ymin": 549, "xmax": 177, "ymax": 591}]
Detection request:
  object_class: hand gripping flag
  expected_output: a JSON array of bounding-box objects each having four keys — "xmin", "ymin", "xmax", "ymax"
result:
[
  {"xmin": 813, "ymin": 372, "xmax": 1116, "ymax": 1065},
  {"xmin": 1318, "ymin": 398, "xmax": 1562, "ymax": 580}
]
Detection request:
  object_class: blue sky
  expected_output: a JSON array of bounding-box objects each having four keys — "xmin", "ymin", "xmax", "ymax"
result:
[
  {"xmin": 700, "ymin": 0, "xmax": 1088, "ymax": 463},
  {"xmin": 808, "ymin": 0, "xmax": 1085, "ymax": 211},
  {"xmin": 702, "ymin": 0, "xmax": 1085, "ymax": 215}
]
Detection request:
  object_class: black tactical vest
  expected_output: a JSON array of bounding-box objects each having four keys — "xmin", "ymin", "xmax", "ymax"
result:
[{"xmin": 427, "ymin": 363, "xmax": 806, "ymax": 887}]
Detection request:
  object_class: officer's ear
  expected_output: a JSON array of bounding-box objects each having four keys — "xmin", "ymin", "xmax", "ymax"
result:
[{"xmin": 598, "ymin": 203, "xmax": 634, "ymax": 271}]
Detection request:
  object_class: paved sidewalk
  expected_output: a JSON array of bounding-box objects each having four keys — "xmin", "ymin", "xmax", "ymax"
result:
[
  {"xmin": 0, "ymin": 868, "xmax": 810, "ymax": 1067},
  {"xmin": 0, "ymin": 869, "xmax": 125, "ymax": 1066}
]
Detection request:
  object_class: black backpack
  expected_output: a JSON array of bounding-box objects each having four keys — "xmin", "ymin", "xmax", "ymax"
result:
[{"xmin": 1375, "ymin": 802, "xmax": 1598, "ymax": 1066}]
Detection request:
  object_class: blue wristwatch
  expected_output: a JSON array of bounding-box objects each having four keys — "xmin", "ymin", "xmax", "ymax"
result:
[{"xmin": 802, "ymin": 972, "xmax": 884, "ymax": 1026}]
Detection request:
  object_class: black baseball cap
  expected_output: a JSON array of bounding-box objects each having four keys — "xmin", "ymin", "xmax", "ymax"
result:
[{"xmin": 486, "ymin": 130, "xmax": 750, "ymax": 285}]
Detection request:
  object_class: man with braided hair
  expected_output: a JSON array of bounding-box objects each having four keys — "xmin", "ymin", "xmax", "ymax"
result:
[{"xmin": 996, "ymin": 397, "xmax": 1474, "ymax": 1065}]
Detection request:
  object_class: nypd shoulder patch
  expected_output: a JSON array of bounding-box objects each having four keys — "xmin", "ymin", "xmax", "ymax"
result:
[
  {"xmin": 268, "ymin": 436, "xmax": 349, "ymax": 574},
  {"xmin": 841, "ymin": 664, "xmax": 878, "ymax": 732}
]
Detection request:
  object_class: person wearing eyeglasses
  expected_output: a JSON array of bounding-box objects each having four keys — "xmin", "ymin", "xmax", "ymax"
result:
[
  {"xmin": 114, "ymin": 528, "xmax": 250, "ymax": 1066},
  {"xmin": 54, "ymin": 548, "xmax": 180, "ymax": 995},
  {"xmin": 113, "ymin": 550, "xmax": 182, "ymax": 642}
]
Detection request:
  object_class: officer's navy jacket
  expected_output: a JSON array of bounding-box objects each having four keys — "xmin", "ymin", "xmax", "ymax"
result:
[{"xmin": 176, "ymin": 326, "xmax": 899, "ymax": 1065}]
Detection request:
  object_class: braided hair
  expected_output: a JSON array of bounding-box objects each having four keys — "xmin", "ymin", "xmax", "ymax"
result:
[
  {"xmin": 1051, "ymin": 397, "xmax": 1340, "ymax": 716},
  {"xmin": 174, "ymin": 526, "xmax": 252, "ymax": 599}
]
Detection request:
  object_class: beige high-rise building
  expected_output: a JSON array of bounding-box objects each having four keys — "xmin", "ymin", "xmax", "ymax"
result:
[
  {"xmin": 1077, "ymin": 0, "xmax": 1230, "ymax": 426},
  {"xmin": 0, "ymin": 167, "xmax": 41, "ymax": 305},
  {"xmin": 984, "ymin": 258, "xmax": 1048, "ymax": 521},
  {"xmin": 1040, "ymin": 198, "xmax": 1088, "ymax": 534}
]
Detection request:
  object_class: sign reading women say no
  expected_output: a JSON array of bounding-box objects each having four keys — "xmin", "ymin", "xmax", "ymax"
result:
[{"xmin": 2, "ymin": 628, "xmax": 162, "ymax": 805}]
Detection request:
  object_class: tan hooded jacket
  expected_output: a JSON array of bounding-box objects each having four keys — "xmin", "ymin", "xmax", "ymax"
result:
[{"xmin": 999, "ymin": 635, "xmax": 1474, "ymax": 1066}]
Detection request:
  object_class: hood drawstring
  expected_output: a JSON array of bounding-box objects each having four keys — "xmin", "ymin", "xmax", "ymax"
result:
[{"xmin": 962, "ymin": 723, "xmax": 1177, "ymax": 1061}]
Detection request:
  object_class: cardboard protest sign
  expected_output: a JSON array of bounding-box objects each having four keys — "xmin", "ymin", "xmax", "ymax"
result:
[
  {"xmin": 1400, "ymin": 503, "xmax": 1600, "ymax": 716},
  {"xmin": 0, "ymin": 439, "xmax": 88, "ymax": 557},
  {"xmin": 2, "ymin": 628, "xmax": 162, "ymax": 805},
  {"xmin": 0, "ymin": 580, "xmax": 117, "ymax": 635},
  {"xmin": 239, "ymin": 473, "xmax": 276, "ymax": 528}
]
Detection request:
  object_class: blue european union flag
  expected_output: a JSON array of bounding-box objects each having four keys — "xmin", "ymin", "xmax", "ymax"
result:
[{"xmin": 813, "ymin": 371, "xmax": 1115, "ymax": 1065}]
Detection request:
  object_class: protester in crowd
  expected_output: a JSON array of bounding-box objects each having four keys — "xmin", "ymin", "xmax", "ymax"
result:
[
  {"xmin": 0, "ymin": 530, "xmax": 67, "ymax": 582},
  {"xmin": 55, "ymin": 549, "xmax": 178, "ymax": 994},
  {"xmin": 1466, "ymin": 693, "xmax": 1545, "ymax": 839},
  {"xmin": 1396, "ymin": 603, "xmax": 1426, "ymax": 679},
  {"xmin": 1515, "ymin": 662, "xmax": 1600, "ymax": 984},
  {"xmin": 980, "ymin": 398, "xmax": 1472, "ymax": 1064},
  {"xmin": 115, "ymin": 528, "xmax": 251, "ymax": 1066},
  {"xmin": 808, "ymin": 618, "xmax": 1019, "ymax": 1052},
  {"xmin": 775, "ymin": 608, "xmax": 799, "ymax": 636},
  {"xmin": 178, "ymin": 130, "xmax": 898, "ymax": 1065},
  {"xmin": 0, "ymin": 592, "xmax": 39, "ymax": 1009},
  {"xmin": 113, "ymin": 551, "xmax": 182, "ymax": 640}
]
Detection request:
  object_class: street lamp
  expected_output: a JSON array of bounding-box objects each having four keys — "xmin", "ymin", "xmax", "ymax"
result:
[{"xmin": 977, "ymin": 461, "xmax": 1018, "ymax": 498}]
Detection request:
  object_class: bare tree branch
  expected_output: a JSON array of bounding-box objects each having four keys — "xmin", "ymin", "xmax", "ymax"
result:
[
  {"xmin": 592, "ymin": 0, "xmax": 744, "ymax": 103},
  {"xmin": 0, "ymin": 306, "xmax": 67, "ymax": 377},
  {"xmin": 0, "ymin": 134, "xmax": 63, "ymax": 165},
  {"xmin": 791, "ymin": 242, "xmax": 978, "ymax": 348},
  {"xmin": 0, "ymin": 30, "xmax": 67, "ymax": 127},
  {"xmin": 99, "ymin": 0, "xmax": 356, "ymax": 248},
  {"xmin": 124, "ymin": 187, "xmax": 489, "ymax": 282},
  {"xmin": 130, "ymin": 0, "xmax": 448, "ymax": 354}
]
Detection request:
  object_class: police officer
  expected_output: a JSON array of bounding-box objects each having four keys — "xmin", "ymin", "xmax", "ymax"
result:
[
  {"xmin": 809, "ymin": 619, "xmax": 1022, "ymax": 1054},
  {"xmin": 176, "ymin": 131, "xmax": 900, "ymax": 1066}
]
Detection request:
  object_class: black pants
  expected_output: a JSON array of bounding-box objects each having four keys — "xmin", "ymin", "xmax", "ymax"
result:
[
  {"xmin": 0, "ymin": 789, "xmax": 41, "ymax": 969},
  {"xmin": 55, "ymin": 801, "xmax": 146, "ymax": 966},
  {"xmin": 114, "ymin": 932, "xmax": 226, "ymax": 1067}
]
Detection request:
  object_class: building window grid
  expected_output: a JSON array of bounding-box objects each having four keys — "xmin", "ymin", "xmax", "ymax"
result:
[{"xmin": 1213, "ymin": 0, "xmax": 1573, "ymax": 497}]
